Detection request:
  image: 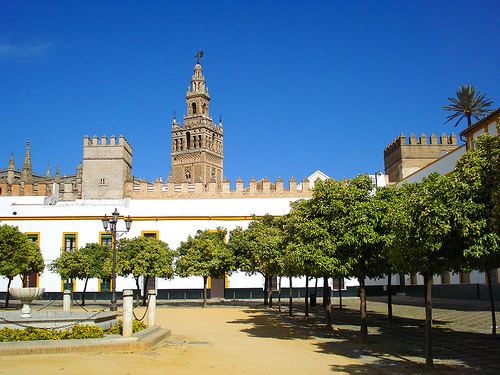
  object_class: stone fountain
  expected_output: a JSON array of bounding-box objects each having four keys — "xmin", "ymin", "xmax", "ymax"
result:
[
  {"xmin": 0, "ymin": 288, "xmax": 118, "ymax": 330},
  {"xmin": 8, "ymin": 287, "xmax": 45, "ymax": 318}
]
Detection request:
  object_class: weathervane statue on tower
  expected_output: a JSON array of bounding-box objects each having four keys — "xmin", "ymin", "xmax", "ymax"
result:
[{"xmin": 196, "ymin": 51, "xmax": 204, "ymax": 64}]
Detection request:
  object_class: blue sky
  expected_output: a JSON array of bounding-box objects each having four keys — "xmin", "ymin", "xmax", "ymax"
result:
[{"xmin": 1, "ymin": 1, "xmax": 499, "ymax": 186}]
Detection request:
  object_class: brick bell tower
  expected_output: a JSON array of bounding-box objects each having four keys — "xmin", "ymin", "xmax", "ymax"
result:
[{"xmin": 171, "ymin": 52, "xmax": 224, "ymax": 185}]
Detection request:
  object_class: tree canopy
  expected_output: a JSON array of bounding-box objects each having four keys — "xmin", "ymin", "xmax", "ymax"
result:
[
  {"xmin": 0, "ymin": 224, "xmax": 45, "ymax": 306},
  {"xmin": 117, "ymin": 236, "xmax": 175, "ymax": 304},
  {"xmin": 176, "ymin": 228, "xmax": 233, "ymax": 307}
]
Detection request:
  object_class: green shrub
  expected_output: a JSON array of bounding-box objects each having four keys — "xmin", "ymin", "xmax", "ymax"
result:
[
  {"xmin": 108, "ymin": 319, "xmax": 147, "ymax": 335},
  {"xmin": 0, "ymin": 324, "xmax": 104, "ymax": 342}
]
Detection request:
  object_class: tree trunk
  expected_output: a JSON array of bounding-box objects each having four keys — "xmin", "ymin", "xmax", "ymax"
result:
[
  {"xmin": 305, "ymin": 275, "xmax": 309, "ymax": 318},
  {"xmin": 325, "ymin": 276, "xmax": 332, "ymax": 330},
  {"xmin": 278, "ymin": 276, "xmax": 282, "ymax": 312},
  {"xmin": 142, "ymin": 276, "xmax": 149, "ymax": 306},
  {"xmin": 387, "ymin": 272, "xmax": 393, "ymax": 320},
  {"xmin": 135, "ymin": 276, "xmax": 141, "ymax": 305},
  {"xmin": 203, "ymin": 275, "xmax": 208, "ymax": 308},
  {"xmin": 323, "ymin": 275, "xmax": 329, "ymax": 307},
  {"xmin": 487, "ymin": 268, "xmax": 496, "ymax": 338},
  {"xmin": 289, "ymin": 276, "xmax": 293, "ymax": 316},
  {"xmin": 326, "ymin": 302, "xmax": 332, "ymax": 330},
  {"xmin": 268, "ymin": 276, "xmax": 273, "ymax": 308},
  {"xmin": 338, "ymin": 278, "xmax": 343, "ymax": 310},
  {"xmin": 424, "ymin": 271, "xmax": 434, "ymax": 370},
  {"xmin": 263, "ymin": 275, "xmax": 269, "ymax": 306},
  {"xmin": 4, "ymin": 278, "xmax": 12, "ymax": 308},
  {"xmin": 359, "ymin": 275, "xmax": 368, "ymax": 344},
  {"xmin": 82, "ymin": 277, "xmax": 89, "ymax": 307}
]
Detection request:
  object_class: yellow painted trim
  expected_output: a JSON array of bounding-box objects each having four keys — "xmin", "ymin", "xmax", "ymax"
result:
[
  {"xmin": 209, "ymin": 229, "xmax": 227, "ymax": 243},
  {"xmin": 141, "ymin": 230, "xmax": 159, "ymax": 239},
  {"xmin": 99, "ymin": 232, "xmax": 113, "ymax": 245},
  {"xmin": 25, "ymin": 232, "xmax": 40, "ymax": 245},
  {"xmin": 61, "ymin": 279, "xmax": 76, "ymax": 292},
  {"xmin": 62, "ymin": 232, "xmax": 78, "ymax": 252},
  {"xmin": 440, "ymin": 272, "xmax": 450, "ymax": 284},
  {"xmin": 207, "ymin": 276, "xmax": 211, "ymax": 289}
]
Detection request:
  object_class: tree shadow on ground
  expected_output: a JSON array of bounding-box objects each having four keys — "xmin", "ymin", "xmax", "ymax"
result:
[
  {"xmin": 369, "ymin": 295, "xmax": 500, "ymax": 312},
  {"xmin": 227, "ymin": 309, "xmax": 313, "ymax": 340},
  {"xmin": 274, "ymin": 302, "xmax": 500, "ymax": 374}
]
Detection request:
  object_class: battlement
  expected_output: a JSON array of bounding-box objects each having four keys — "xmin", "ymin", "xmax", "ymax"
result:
[
  {"xmin": 384, "ymin": 132, "xmax": 458, "ymax": 183},
  {"xmin": 124, "ymin": 176, "xmax": 314, "ymax": 199},
  {"xmin": 83, "ymin": 135, "xmax": 133, "ymax": 154},
  {"xmin": 384, "ymin": 132, "xmax": 457, "ymax": 157}
]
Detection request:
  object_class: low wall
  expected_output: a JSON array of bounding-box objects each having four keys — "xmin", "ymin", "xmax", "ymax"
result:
[{"xmin": 2, "ymin": 284, "xmax": 499, "ymax": 303}]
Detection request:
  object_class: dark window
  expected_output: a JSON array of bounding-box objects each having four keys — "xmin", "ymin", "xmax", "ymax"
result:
[{"xmin": 64, "ymin": 234, "xmax": 76, "ymax": 252}]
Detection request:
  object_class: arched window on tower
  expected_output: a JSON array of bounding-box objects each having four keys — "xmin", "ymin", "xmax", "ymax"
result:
[
  {"xmin": 192, "ymin": 102, "xmax": 197, "ymax": 114},
  {"xmin": 202, "ymin": 103, "xmax": 206, "ymax": 115},
  {"xmin": 186, "ymin": 132, "xmax": 191, "ymax": 149}
]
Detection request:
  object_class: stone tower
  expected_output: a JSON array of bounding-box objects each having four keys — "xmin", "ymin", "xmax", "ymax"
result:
[
  {"xmin": 81, "ymin": 135, "xmax": 132, "ymax": 199},
  {"xmin": 384, "ymin": 132, "xmax": 458, "ymax": 183},
  {"xmin": 171, "ymin": 55, "xmax": 223, "ymax": 184}
]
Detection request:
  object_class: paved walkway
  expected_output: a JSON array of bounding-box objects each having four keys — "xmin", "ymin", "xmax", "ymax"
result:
[
  {"xmin": 1, "ymin": 296, "xmax": 499, "ymax": 374},
  {"xmin": 268, "ymin": 295, "xmax": 500, "ymax": 374}
]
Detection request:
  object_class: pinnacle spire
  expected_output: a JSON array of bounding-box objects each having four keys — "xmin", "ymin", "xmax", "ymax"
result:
[
  {"xmin": 8, "ymin": 152, "xmax": 15, "ymax": 170},
  {"xmin": 21, "ymin": 140, "xmax": 33, "ymax": 182}
]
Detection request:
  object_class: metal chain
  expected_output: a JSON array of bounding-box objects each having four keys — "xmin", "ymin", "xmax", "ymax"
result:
[
  {"xmin": 35, "ymin": 293, "xmax": 64, "ymax": 312},
  {"xmin": 73, "ymin": 298, "xmax": 89, "ymax": 312},
  {"xmin": 132, "ymin": 294, "xmax": 151, "ymax": 321}
]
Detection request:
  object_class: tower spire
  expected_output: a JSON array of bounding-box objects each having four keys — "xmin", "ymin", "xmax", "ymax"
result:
[
  {"xmin": 21, "ymin": 140, "xmax": 33, "ymax": 183},
  {"xmin": 171, "ymin": 54, "xmax": 223, "ymax": 185},
  {"xmin": 8, "ymin": 152, "xmax": 15, "ymax": 170}
]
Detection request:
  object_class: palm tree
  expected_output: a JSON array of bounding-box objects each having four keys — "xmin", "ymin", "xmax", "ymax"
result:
[{"xmin": 442, "ymin": 85, "xmax": 493, "ymax": 127}]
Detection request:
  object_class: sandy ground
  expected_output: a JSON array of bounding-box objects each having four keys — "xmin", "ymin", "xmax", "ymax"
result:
[{"xmin": 0, "ymin": 305, "xmax": 376, "ymax": 375}]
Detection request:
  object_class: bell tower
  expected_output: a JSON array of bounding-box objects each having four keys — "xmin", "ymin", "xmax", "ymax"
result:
[{"xmin": 171, "ymin": 52, "xmax": 223, "ymax": 184}]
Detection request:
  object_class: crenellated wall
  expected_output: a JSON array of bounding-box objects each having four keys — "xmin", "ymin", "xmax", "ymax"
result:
[
  {"xmin": 384, "ymin": 132, "xmax": 458, "ymax": 183},
  {"xmin": 81, "ymin": 135, "xmax": 133, "ymax": 199},
  {"xmin": 124, "ymin": 176, "xmax": 314, "ymax": 199}
]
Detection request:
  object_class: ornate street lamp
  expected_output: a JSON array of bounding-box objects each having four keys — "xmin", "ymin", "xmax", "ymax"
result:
[{"xmin": 102, "ymin": 208, "xmax": 132, "ymax": 311}]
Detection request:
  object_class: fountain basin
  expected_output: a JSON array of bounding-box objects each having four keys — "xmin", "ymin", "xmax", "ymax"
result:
[
  {"xmin": 9, "ymin": 287, "xmax": 45, "ymax": 318},
  {"xmin": 0, "ymin": 311, "xmax": 119, "ymax": 331}
]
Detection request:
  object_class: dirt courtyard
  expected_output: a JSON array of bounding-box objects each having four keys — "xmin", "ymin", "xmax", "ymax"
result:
[{"xmin": 0, "ymin": 305, "xmax": 376, "ymax": 374}]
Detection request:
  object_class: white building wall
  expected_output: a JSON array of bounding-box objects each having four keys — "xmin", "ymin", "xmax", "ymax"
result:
[{"xmin": 0, "ymin": 196, "xmax": 308, "ymax": 292}]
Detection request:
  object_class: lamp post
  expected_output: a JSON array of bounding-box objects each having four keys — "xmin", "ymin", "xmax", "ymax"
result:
[{"xmin": 102, "ymin": 208, "xmax": 132, "ymax": 311}]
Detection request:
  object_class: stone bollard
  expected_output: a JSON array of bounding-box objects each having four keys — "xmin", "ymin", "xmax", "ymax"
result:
[
  {"xmin": 147, "ymin": 289, "xmax": 156, "ymax": 326},
  {"xmin": 122, "ymin": 290, "xmax": 133, "ymax": 337},
  {"xmin": 63, "ymin": 289, "xmax": 71, "ymax": 312}
]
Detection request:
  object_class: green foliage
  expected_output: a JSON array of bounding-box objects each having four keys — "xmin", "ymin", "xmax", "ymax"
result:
[
  {"xmin": 442, "ymin": 85, "xmax": 493, "ymax": 127},
  {"xmin": 0, "ymin": 224, "xmax": 45, "ymax": 286},
  {"xmin": 229, "ymin": 215, "xmax": 282, "ymax": 278},
  {"xmin": 454, "ymin": 132, "xmax": 500, "ymax": 273},
  {"xmin": 176, "ymin": 228, "xmax": 233, "ymax": 279},
  {"xmin": 305, "ymin": 174, "xmax": 392, "ymax": 280},
  {"xmin": 116, "ymin": 237, "xmax": 175, "ymax": 280},
  {"xmin": 108, "ymin": 319, "xmax": 147, "ymax": 334},
  {"xmin": 0, "ymin": 324, "xmax": 104, "ymax": 342},
  {"xmin": 282, "ymin": 200, "xmax": 338, "ymax": 278},
  {"xmin": 391, "ymin": 173, "xmax": 480, "ymax": 276},
  {"xmin": 49, "ymin": 243, "xmax": 111, "ymax": 281}
]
